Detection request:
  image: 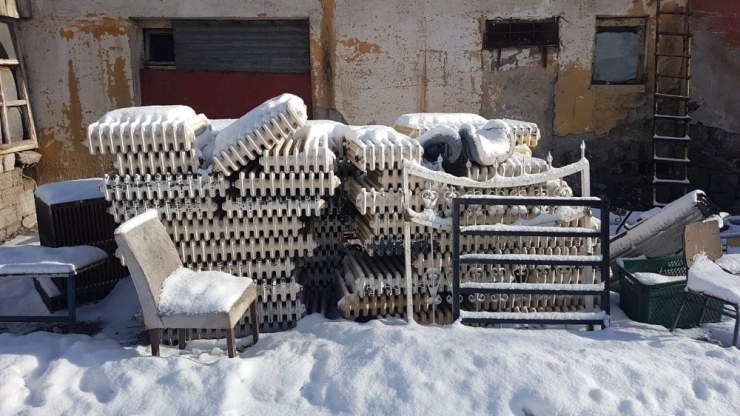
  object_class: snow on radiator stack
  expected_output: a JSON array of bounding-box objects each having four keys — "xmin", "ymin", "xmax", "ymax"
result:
[
  {"xmin": 211, "ymin": 94, "xmax": 307, "ymax": 175},
  {"xmin": 337, "ymin": 126, "xmax": 431, "ymax": 320},
  {"xmin": 274, "ymin": 121, "xmax": 357, "ymax": 315},
  {"xmin": 86, "ymin": 105, "xmax": 217, "ymax": 224},
  {"xmin": 214, "ymin": 95, "xmax": 341, "ymax": 332},
  {"xmin": 336, "ymin": 113, "xmax": 600, "ymax": 324}
]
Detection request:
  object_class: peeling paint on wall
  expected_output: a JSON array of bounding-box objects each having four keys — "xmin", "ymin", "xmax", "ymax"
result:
[
  {"xmin": 20, "ymin": 0, "xmax": 698, "ymax": 185},
  {"xmin": 337, "ymin": 38, "xmax": 381, "ymax": 63},
  {"xmin": 312, "ymin": 0, "xmax": 337, "ymax": 111},
  {"xmin": 106, "ymin": 56, "xmax": 133, "ymax": 108},
  {"xmin": 22, "ymin": 15, "xmax": 132, "ymax": 183}
]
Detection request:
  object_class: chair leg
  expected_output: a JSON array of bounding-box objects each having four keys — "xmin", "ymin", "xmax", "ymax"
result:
[
  {"xmin": 226, "ymin": 327, "xmax": 237, "ymax": 358},
  {"xmin": 733, "ymin": 306, "xmax": 740, "ymax": 349},
  {"xmin": 250, "ymin": 302, "xmax": 259, "ymax": 345},
  {"xmin": 149, "ymin": 329, "xmax": 161, "ymax": 357},
  {"xmin": 697, "ymin": 296, "xmax": 710, "ymax": 327},
  {"xmin": 671, "ymin": 294, "xmax": 688, "ymax": 333},
  {"xmin": 178, "ymin": 329, "xmax": 187, "ymax": 350}
]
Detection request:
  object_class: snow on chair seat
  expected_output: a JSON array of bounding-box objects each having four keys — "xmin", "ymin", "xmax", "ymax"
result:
[
  {"xmin": 0, "ymin": 246, "xmax": 108, "ymax": 277},
  {"xmin": 86, "ymin": 105, "xmax": 209, "ymax": 155},
  {"xmin": 715, "ymin": 255, "xmax": 740, "ymax": 275},
  {"xmin": 158, "ymin": 267, "xmax": 253, "ymax": 316},
  {"xmin": 687, "ymin": 255, "xmax": 740, "ymax": 306},
  {"xmin": 212, "ymin": 94, "xmax": 308, "ymax": 175},
  {"xmin": 670, "ymin": 223, "xmax": 740, "ymax": 348},
  {"xmin": 0, "ymin": 245, "xmax": 109, "ymax": 333},
  {"xmin": 114, "ymin": 209, "xmax": 259, "ymax": 358}
]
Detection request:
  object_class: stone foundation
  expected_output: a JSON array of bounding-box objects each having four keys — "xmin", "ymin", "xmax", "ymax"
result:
[{"xmin": 0, "ymin": 153, "xmax": 37, "ymax": 242}]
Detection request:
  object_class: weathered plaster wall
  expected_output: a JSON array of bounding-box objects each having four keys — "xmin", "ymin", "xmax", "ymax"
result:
[
  {"xmin": 688, "ymin": 0, "xmax": 740, "ymax": 211},
  {"xmin": 20, "ymin": 0, "xmax": 687, "ymax": 198}
]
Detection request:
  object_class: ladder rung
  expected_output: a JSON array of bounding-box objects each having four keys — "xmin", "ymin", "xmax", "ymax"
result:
[
  {"xmin": 655, "ymin": 53, "xmax": 691, "ymax": 58},
  {"xmin": 654, "ymin": 114, "xmax": 691, "ymax": 121},
  {"xmin": 653, "ymin": 177, "xmax": 690, "ymax": 185},
  {"xmin": 2, "ymin": 100, "xmax": 27, "ymax": 108},
  {"xmin": 656, "ymin": 73, "xmax": 691, "ymax": 80},
  {"xmin": 653, "ymin": 156, "xmax": 690, "ymax": 164},
  {"xmin": 653, "ymin": 134, "xmax": 690, "ymax": 142},
  {"xmin": 657, "ymin": 31, "xmax": 693, "ymax": 37},
  {"xmin": 655, "ymin": 93, "xmax": 691, "ymax": 101},
  {"xmin": 657, "ymin": 10, "xmax": 692, "ymax": 16}
]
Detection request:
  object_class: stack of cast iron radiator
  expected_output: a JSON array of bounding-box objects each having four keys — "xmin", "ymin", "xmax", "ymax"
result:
[
  {"xmin": 87, "ymin": 96, "xmax": 341, "ymax": 341},
  {"xmin": 87, "ymin": 99, "xmax": 603, "ymax": 331},
  {"xmin": 335, "ymin": 114, "xmax": 603, "ymax": 324}
]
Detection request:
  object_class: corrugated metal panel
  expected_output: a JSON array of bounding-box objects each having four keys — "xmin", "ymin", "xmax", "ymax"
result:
[{"xmin": 173, "ymin": 20, "xmax": 310, "ymax": 73}]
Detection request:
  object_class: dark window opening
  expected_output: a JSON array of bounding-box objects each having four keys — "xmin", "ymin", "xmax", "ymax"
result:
[
  {"xmin": 145, "ymin": 29, "xmax": 175, "ymax": 66},
  {"xmin": 484, "ymin": 18, "xmax": 559, "ymax": 49},
  {"xmin": 592, "ymin": 17, "xmax": 646, "ymax": 85}
]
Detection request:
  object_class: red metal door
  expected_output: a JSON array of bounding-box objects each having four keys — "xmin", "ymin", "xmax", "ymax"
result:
[{"xmin": 140, "ymin": 69, "xmax": 312, "ymax": 119}]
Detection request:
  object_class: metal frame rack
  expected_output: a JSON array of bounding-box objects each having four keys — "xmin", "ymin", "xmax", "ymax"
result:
[{"xmin": 451, "ymin": 196, "xmax": 611, "ymax": 329}]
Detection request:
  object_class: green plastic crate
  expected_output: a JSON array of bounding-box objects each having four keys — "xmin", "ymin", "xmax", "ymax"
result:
[{"xmin": 618, "ymin": 255, "xmax": 723, "ymax": 328}]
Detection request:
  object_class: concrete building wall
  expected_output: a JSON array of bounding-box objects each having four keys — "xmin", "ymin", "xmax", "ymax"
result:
[
  {"xmin": 21, "ymin": 0, "xmax": 740, "ymax": 212},
  {"xmin": 689, "ymin": 0, "xmax": 740, "ymax": 211}
]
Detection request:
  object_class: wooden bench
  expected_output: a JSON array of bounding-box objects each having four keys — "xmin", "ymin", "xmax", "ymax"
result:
[{"xmin": 0, "ymin": 245, "xmax": 108, "ymax": 332}]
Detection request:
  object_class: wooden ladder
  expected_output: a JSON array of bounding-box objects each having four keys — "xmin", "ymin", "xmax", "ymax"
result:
[{"xmin": 652, "ymin": 0, "xmax": 693, "ymax": 207}]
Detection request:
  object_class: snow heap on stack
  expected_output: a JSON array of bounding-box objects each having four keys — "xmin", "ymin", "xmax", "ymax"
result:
[
  {"xmin": 87, "ymin": 105, "xmax": 221, "ymax": 224},
  {"xmin": 335, "ymin": 113, "xmax": 601, "ymax": 324}
]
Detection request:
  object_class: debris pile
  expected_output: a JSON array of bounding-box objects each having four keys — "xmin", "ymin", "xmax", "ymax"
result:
[
  {"xmin": 88, "ymin": 95, "xmax": 604, "ymax": 331},
  {"xmin": 88, "ymin": 95, "xmax": 340, "ymax": 341}
]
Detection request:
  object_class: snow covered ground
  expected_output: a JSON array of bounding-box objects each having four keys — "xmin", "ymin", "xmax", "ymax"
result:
[{"xmin": 2, "ymin": 227, "xmax": 740, "ymax": 415}]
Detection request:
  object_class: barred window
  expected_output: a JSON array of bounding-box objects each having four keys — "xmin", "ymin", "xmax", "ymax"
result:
[{"xmin": 483, "ymin": 18, "xmax": 559, "ymax": 49}]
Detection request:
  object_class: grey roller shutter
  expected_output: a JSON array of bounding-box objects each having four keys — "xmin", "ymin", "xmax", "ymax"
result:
[{"xmin": 172, "ymin": 19, "xmax": 310, "ymax": 73}]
